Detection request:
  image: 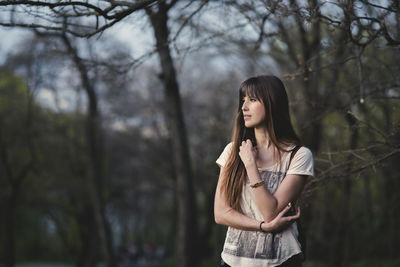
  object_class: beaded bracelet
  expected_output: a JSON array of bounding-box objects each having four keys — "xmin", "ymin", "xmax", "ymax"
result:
[{"xmin": 259, "ymin": 221, "xmax": 266, "ymax": 233}]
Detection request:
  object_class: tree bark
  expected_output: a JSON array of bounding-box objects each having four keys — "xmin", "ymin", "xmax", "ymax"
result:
[
  {"xmin": 285, "ymin": 0, "xmax": 323, "ymax": 152},
  {"xmin": 4, "ymin": 185, "xmax": 19, "ymax": 267},
  {"xmin": 380, "ymin": 103, "xmax": 399, "ymax": 258},
  {"xmin": 147, "ymin": 2, "xmax": 198, "ymax": 267},
  {"xmin": 61, "ymin": 35, "xmax": 116, "ymax": 267},
  {"xmin": 331, "ymin": 112, "xmax": 359, "ymax": 266},
  {"xmin": 0, "ymin": 84, "xmax": 35, "ymax": 267}
]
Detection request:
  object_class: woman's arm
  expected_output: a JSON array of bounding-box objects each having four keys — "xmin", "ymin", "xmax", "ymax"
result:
[
  {"xmin": 239, "ymin": 140, "xmax": 308, "ymax": 222},
  {"xmin": 214, "ymin": 165, "xmax": 300, "ymax": 232}
]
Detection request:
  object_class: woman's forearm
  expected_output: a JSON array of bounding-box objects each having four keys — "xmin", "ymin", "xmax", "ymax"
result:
[
  {"xmin": 215, "ymin": 206, "xmax": 261, "ymax": 231},
  {"xmin": 246, "ymin": 164, "xmax": 279, "ymax": 222},
  {"xmin": 246, "ymin": 164, "xmax": 307, "ymax": 223},
  {"xmin": 214, "ymin": 163, "xmax": 293, "ymax": 231},
  {"xmin": 214, "ymin": 166, "xmax": 265, "ymax": 231},
  {"xmin": 214, "ymin": 203, "xmax": 296, "ymax": 233}
]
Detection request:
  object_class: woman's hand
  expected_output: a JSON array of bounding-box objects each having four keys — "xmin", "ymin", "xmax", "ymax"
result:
[
  {"xmin": 239, "ymin": 139, "xmax": 257, "ymax": 168},
  {"xmin": 262, "ymin": 204, "xmax": 300, "ymax": 233}
]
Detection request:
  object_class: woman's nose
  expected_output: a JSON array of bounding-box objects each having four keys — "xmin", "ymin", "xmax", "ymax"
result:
[{"xmin": 242, "ymin": 101, "xmax": 249, "ymax": 111}]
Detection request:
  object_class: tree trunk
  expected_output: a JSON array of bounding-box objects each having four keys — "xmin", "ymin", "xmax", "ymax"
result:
[
  {"xmin": 287, "ymin": 0, "xmax": 323, "ymax": 152},
  {"xmin": 4, "ymin": 185, "xmax": 19, "ymax": 267},
  {"xmin": 331, "ymin": 112, "xmax": 359, "ymax": 266},
  {"xmin": 76, "ymin": 206, "xmax": 99, "ymax": 267},
  {"xmin": 147, "ymin": 3, "xmax": 198, "ymax": 267},
  {"xmin": 380, "ymin": 103, "xmax": 399, "ymax": 257},
  {"xmin": 0, "ymin": 109, "xmax": 34, "ymax": 267},
  {"xmin": 61, "ymin": 35, "xmax": 116, "ymax": 267}
]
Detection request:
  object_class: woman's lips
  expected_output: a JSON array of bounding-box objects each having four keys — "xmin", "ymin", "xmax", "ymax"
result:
[{"xmin": 243, "ymin": 115, "xmax": 251, "ymax": 120}]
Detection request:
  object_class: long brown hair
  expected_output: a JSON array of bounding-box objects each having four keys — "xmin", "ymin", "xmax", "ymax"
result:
[{"xmin": 220, "ymin": 75, "xmax": 301, "ymax": 212}]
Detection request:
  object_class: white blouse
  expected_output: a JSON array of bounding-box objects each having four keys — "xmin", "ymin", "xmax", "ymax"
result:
[{"xmin": 216, "ymin": 142, "xmax": 314, "ymax": 267}]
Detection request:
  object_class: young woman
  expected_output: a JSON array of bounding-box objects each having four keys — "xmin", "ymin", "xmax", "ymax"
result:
[{"xmin": 214, "ymin": 75, "xmax": 314, "ymax": 267}]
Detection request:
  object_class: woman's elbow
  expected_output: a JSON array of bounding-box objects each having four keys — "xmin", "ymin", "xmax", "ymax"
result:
[
  {"xmin": 262, "ymin": 204, "xmax": 279, "ymax": 223},
  {"xmin": 214, "ymin": 210, "xmax": 224, "ymax": 225},
  {"xmin": 214, "ymin": 205, "xmax": 231, "ymax": 225},
  {"xmin": 214, "ymin": 215, "xmax": 221, "ymax": 225},
  {"xmin": 264, "ymin": 215, "xmax": 275, "ymax": 223}
]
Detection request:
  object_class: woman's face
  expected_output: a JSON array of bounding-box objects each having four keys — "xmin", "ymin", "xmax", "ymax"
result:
[{"xmin": 241, "ymin": 95, "xmax": 266, "ymax": 128}]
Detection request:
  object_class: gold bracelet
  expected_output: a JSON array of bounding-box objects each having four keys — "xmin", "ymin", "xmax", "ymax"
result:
[{"xmin": 250, "ymin": 180, "xmax": 264, "ymax": 188}]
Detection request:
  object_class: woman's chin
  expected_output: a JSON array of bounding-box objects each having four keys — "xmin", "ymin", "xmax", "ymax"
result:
[
  {"xmin": 244, "ymin": 122, "xmax": 255, "ymax": 128},
  {"xmin": 245, "ymin": 121, "xmax": 265, "ymax": 129}
]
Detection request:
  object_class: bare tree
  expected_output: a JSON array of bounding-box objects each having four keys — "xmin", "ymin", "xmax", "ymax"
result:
[
  {"xmin": 0, "ymin": 1, "xmax": 210, "ymax": 266},
  {"xmin": 0, "ymin": 1, "xmax": 158, "ymax": 37},
  {"xmin": 145, "ymin": 1, "xmax": 207, "ymax": 265},
  {"xmin": 0, "ymin": 68, "xmax": 37, "ymax": 267}
]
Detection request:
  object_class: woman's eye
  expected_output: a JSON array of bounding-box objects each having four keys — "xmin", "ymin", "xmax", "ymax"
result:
[{"xmin": 242, "ymin": 97, "xmax": 257, "ymax": 102}]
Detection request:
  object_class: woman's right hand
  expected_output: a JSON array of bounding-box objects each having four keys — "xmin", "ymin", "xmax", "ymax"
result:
[
  {"xmin": 262, "ymin": 204, "xmax": 300, "ymax": 233},
  {"xmin": 239, "ymin": 139, "xmax": 257, "ymax": 169}
]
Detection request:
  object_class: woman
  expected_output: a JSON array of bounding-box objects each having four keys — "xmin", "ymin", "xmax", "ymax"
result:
[{"xmin": 214, "ymin": 75, "xmax": 314, "ymax": 267}]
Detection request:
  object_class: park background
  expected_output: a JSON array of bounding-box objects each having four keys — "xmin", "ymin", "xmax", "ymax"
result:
[{"xmin": 0, "ymin": 1, "xmax": 399, "ymax": 267}]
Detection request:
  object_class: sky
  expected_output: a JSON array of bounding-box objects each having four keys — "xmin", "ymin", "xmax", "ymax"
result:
[
  {"xmin": 0, "ymin": 1, "xmax": 313, "ymax": 113},
  {"xmin": 0, "ymin": 4, "xmax": 241, "ymax": 113},
  {"xmin": 0, "ymin": 15, "xmax": 157, "ymax": 112},
  {"xmin": 0, "ymin": 28, "xmax": 28, "ymax": 64}
]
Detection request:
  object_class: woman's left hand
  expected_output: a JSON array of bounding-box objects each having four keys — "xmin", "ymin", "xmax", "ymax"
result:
[
  {"xmin": 239, "ymin": 139, "xmax": 257, "ymax": 168},
  {"xmin": 262, "ymin": 204, "xmax": 301, "ymax": 233}
]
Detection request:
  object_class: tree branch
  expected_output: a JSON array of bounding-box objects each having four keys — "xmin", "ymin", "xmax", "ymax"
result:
[{"xmin": 0, "ymin": 0, "xmax": 159, "ymax": 37}]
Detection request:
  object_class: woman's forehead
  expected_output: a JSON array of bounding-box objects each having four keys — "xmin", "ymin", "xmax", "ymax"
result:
[
  {"xmin": 240, "ymin": 82, "xmax": 263, "ymax": 99},
  {"xmin": 242, "ymin": 93, "xmax": 257, "ymax": 98},
  {"xmin": 241, "ymin": 90, "xmax": 259, "ymax": 99}
]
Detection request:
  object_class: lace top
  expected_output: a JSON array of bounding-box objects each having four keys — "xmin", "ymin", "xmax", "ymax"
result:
[{"xmin": 216, "ymin": 142, "xmax": 314, "ymax": 267}]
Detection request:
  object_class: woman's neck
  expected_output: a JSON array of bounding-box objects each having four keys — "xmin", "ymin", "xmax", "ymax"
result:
[{"xmin": 254, "ymin": 127, "xmax": 271, "ymax": 148}]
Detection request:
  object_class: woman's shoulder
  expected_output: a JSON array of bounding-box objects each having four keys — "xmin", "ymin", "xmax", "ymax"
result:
[
  {"xmin": 296, "ymin": 146, "xmax": 313, "ymax": 158},
  {"xmin": 281, "ymin": 144, "xmax": 313, "ymax": 163},
  {"xmin": 286, "ymin": 145, "xmax": 314, "ymax": 176},
  {"xmin": 284, "ymin": 144, "xmax": 312, "ymax": 156},
  {"xmin": 218, "ymin": 141, "xmax": 234, "ymax": 153},
  {"xmin": 225, "ymin": 142, "xmax": 234, "ymax": 150},
  {"xmin": 216, "ymin": 142, "xmax": 234, "ymax": 168}
]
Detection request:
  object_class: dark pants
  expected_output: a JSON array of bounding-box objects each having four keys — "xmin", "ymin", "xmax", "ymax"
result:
[{"xmin": 220, "ymin": 254, "xmax": 302, "ymax": 267}]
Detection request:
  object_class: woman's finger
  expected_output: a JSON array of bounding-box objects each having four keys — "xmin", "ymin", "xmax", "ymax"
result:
[
  {"xmin": 285, "ymin": 215, "xmax": 298, "ymax": 221},
  {"xmin": 295, "ymin": 207, "xmax": 301, "ymax": 216},
  {"xmin": 285, "ymin": 208, "xmax": 301, "ymax": 221},
  {"xmin": 277, "ymin": 204, "xmax": 292, "ymax": 218}
]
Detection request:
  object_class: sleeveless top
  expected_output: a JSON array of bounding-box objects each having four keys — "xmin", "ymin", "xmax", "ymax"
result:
[{"xmin": 216, "ymin": 142, "xmax": 314, "ymax": 267}]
